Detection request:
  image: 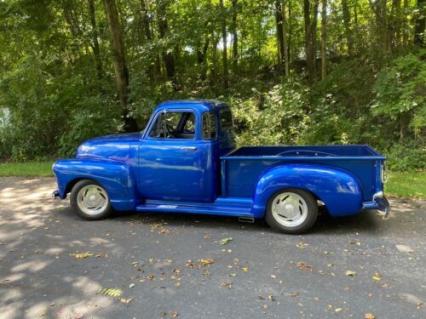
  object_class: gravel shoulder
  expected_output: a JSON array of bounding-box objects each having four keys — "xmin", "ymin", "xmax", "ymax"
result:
[{"xmin": 0, "ymin": 177, "xmax": 425, "ymax": 319}]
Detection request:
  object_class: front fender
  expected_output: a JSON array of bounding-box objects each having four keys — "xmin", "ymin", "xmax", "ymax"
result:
[
  {"xmin": 53, "ymin": 159, "xmax": 136, "ymax": 211},
  {"xmin": 252, "ymin": 164, "xmax": 362, "ymax": 218}
]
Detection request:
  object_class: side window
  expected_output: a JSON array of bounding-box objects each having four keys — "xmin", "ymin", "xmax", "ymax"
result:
[
  {"xmin": 149, "ymin": 111, "xmax": 196, "ymax": 139},
  {"xmin": 202, "ymin": 112, "xmax": 217, "ymax": 139}
]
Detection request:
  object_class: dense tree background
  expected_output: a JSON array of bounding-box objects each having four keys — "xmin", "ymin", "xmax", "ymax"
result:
[{"xmin": 0, "ymin": 0, "xmax": 425, "ymax": 170}]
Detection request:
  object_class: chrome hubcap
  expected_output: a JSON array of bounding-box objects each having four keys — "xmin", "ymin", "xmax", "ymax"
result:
[
  {"xmin": 271, "ymin": 192, "xmax": 308, "ymax": 228},
  {"xmin": 77, "ymin": 185, "xmax": 108, "ymax": 216}
]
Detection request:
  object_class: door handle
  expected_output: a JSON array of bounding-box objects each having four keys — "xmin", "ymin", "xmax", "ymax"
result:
[{"xmin": 180, "ymin": 146, "xmax": 197, "ymax": 151}]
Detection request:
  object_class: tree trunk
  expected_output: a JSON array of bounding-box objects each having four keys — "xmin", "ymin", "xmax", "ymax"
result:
[
  {"xmin": 304, "ymin": 0, "xmax": 319, "ymax": 82},
  {"xmin": 197, "ymin": 39, "xmax": 210, "ymax": 81},
  {"xmin": 342, "ymin": 0, "xmax": 353, "ymax": 55},
  {"xmin": 275, "ymin": 0, "xmax": 289, "ymax": 76},
  {"xmin": 282, "ymin": 1, "xmax": 289, "ymax": 76},
  {"xmin": 139, "ymin": 0, "xmax": 158, "ymax": 81},
  {"xmin": 287, "ymin": 0, "xmax": 292, "ymax": 65},
  {"xmin": 103, "ymin": 0, "xmax": 138, "ymax": 132},
  {"xmin": 275, "ymin": 0, "xmax": 285, "ymax": 71},
  {"xmin": 369, "ymin": 0, "xmax": 390, "ymax": 53},
  {"xmin": 231, "ymin": 0, "xmax": 238, "ymax": 67},
  {"xmin": 140, "ymin": 0, "xmax": 153, "ymax": 41},
  {"xmin": 402, "ymin": 0, "xmax": 409, "ymax": 46},
  {"xmin": 414, "ymin": 0, "xmax": 426, "ymax": 46},
  {"xmin": 220, "ymin": 0, "xmax": 229, "ymax": 90},
  {"xmin": 88, "ymin": 0, "xmax": 103, "ymax": 80},
  {"xmin": 156, "ymin": 0, "xmax": 176, "ymax": 85},
  {"xmin": 391, "ymin": 0, "xmax": 402, "ymax": 49},
  {"xmin": 321, "ymin": 0, "xmax": 327, "ymax": 80}
]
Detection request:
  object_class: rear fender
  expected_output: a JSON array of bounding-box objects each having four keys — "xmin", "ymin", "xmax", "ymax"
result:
[
  {"xmin": 252, "ymin": 164, "xmax": 362, "ymax": 218},
  {"xmin": 53, "ymin": 159, "xmax": 136, "ymax": 211}
]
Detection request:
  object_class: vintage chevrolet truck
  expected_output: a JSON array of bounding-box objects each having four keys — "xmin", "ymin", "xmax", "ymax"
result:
[{"xmin": 53, "ymin": 100, "xmax": 390, "ymax": 233}]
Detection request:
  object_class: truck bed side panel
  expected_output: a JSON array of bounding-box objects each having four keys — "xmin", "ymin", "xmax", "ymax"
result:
[
  {"xmin": 222, "ymin": 158, "xmax": 379, "ymax": 201},
  {"xmin": 251, "ymin": 164, "xmax": 363, "ymax": 218}
]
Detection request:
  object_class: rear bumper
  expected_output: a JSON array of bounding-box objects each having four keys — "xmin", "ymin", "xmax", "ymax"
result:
[{"xmin": 362, "ymin": 191, "xmax": 390, "ymax": 217}]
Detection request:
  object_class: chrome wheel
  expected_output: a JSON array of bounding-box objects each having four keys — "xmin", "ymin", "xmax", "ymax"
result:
[
  {"xmin": 76, "ymin": 185, "xmax": 109, "ymax": 216},
  {"xmin": 271, "ymin": 192, "xmax": 308, "ymax": 228}
]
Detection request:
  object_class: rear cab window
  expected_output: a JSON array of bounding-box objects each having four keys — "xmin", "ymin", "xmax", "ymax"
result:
[
  {"xmin": 202, "ymin": 112, "xmax": 217, "ymax": 140},
  {"xmin": 218, "ymin": 105, "xmax": 236, "ymax": 151}
]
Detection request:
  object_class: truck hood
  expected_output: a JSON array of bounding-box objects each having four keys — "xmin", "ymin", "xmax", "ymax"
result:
[{"xmin": 76, "ymin": 132, "xmax": 141, "ymax": 163}]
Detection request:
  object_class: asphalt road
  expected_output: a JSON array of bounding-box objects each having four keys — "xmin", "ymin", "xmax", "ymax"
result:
[{"xmin": 0, "ymin": 177, "xmax": 425, "ymax": 319}]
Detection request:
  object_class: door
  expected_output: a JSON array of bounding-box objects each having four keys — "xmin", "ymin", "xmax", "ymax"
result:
[{"xmin": 137, "ymin": 109, "xmax": 216, "ymax": 202}]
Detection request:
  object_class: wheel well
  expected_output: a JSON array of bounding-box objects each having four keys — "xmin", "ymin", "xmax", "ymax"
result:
[{"xmin": 65, "ymin": 178, "xmax": 90, "ymax": 195}]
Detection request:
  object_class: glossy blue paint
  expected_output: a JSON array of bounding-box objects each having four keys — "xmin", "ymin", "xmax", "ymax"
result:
[
  {"xmin": 53, "ymin": 159, "xmax": 136, "ymax": 211},
  {"xmin": 52, "ymin": 99, "xmax": 389, "ymax": 220},
  {"xmin": 251, "ymin": 164, "xmax": 362, "ymax": 217}
]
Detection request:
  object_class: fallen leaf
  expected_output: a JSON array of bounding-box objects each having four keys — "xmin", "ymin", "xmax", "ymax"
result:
[
  {"xmin": 199, "ymin": 258, "xmax": 215, "ymax": 266},
  {"xmin": 120, "ymin": 298, "xmax": 133, "ymax": 304},
  {"xmin": 129, "ymin": 283, "xmax": 135, "ymax": 288},
  {"xmin": 221, "ymin": 281, "xmax": 232, "ymax": 289},
  {"xmin": 345, "ymin": 270, "xmax": 357, "ymax": 277},
  {"xmin": 241, "ymin": 266, "xmax": 249, "ymax": 272},
  {"xmin": 219, "ymin": 237, "xmax": 233, "ymax": 245},
  {"xmin": 146, "ymin": 274, "xmax": 156, "ymax": 280},
  {"xmin": 98, "ymin": 288, "xmax": 123, "ymax": 298},
  {"xmin": 296, "ymin": 241, "xmax": 309, "ymax": 249},
  {"xmin": 364, "ymin": 313, "xmax": 375, "ymax": 319},
  {"xmin": 268, "ymin": 295, "xmax": 276, "ymax": 302},
  {"xmin": 296, "ymin": 262, "xmax": 313, "ymax": 272},
  {"xmin": 350, "ymin": 239, "xmax": 361, "ymax": 246},
  {"xmin": 399, "ymin": 293, "xmax": 424, "ymax": 307},
  {"xmin": 396, "ymin": 244, "xmax": 414, "ymax": 253},
  {"xmin": 70, "ymin": 252, "xmax": 94, "ymax": 259},
  {"xmin": 335, "ymin": 307, "xmax": 343, "ymax": 313},
  {"xmin": 372, "ymin": 272, "xmax": 382, "ymax": 282}
]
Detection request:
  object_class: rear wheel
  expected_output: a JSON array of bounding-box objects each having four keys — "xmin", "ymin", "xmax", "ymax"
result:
[
  {"xmin": 265, "ymin": 189, "xmax": 318, "ymax": 234},
  {"xmin": 70, "ymin": 180, "xmax": 112, "ymax": 220}
]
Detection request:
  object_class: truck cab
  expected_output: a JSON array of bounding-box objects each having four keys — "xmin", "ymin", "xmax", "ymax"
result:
[
  {"xmin": 53, "ymin": 100, "xmax": 390, "ymax": 234},
  {"xmin": 136, "ymin": 100, "xmax": 234, "ymax": 203}
]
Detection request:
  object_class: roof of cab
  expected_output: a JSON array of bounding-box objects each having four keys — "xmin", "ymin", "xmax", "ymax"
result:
[{"xmin": 156, "ymin": 100, "xmax": 225, "ymax": 112}]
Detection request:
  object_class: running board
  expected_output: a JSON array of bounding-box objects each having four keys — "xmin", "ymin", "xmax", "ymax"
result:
[{"xmin": 136, "ymin": 198, "xmax": 254, "ymax": 218}]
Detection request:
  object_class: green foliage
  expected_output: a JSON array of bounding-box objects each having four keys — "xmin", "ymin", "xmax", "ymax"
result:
[
  {"xmin": 386, "ymin": 143, "xmax": 426, "ymax": 171},
  {"xmin": 0, "ymin": 0, "xmax": 425, "ymax": 172},
  {"xmin": 371, "ymin": 49, "xmax": 426, "ymax": 142},
  {"xmin": 58, "ymin": 95, "xmax": 121, "ymax": 157},
  {"xmin": 232, "ymin": 77, "xmax": 310, "ymax": 146}
]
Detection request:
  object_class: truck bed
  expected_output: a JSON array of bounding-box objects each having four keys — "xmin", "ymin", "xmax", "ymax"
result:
[{"xmin": 220, "ymin": 145, "xmax": 385, "ymax": 201}]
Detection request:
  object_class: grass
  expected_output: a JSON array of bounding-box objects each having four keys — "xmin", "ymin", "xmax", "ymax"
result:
[
  {"xmin": 385, "ymin": 171, "xmax": 426, "ymax": 199},
  {"xmin": 0, "ymin": 161, "xmax": 54, "ymax": 177},
  {"xmin": 0, "ymin": 161, "xmax": 424, "ymax": 199}
]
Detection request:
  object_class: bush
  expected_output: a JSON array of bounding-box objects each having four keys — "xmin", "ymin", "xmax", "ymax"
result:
[
  {"xmin": 231, "ymin": 77, "xmax": 310, "ymax": 146},
  {"xmin": 385, "ymin": 143, "xmax": 426, "ymax": 172}
]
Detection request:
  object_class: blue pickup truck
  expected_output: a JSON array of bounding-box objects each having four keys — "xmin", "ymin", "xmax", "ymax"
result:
[{"xmin": 53, "ymin": 100, "xmax": 389, "ymax": 233}]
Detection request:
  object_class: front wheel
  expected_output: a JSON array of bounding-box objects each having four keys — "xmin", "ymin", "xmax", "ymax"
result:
[
  {"xmin": 70, "ymin": 180, "xmax": 113, "ymax": 220},
  {"xmin": 265, "ymin": 189, "xmax": 318, "ymax": 234}
]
